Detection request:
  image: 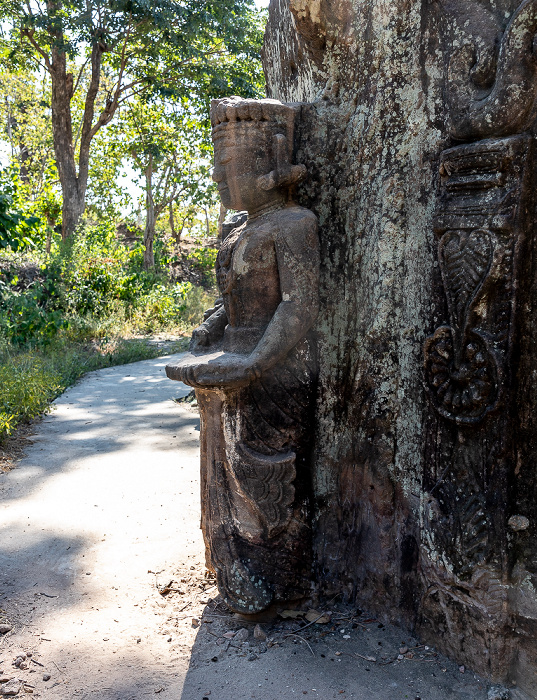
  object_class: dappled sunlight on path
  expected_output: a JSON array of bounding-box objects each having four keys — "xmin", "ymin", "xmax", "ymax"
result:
[{"xmin": 0, "ymin": 355, "xmax": 203, "ymax": 698}]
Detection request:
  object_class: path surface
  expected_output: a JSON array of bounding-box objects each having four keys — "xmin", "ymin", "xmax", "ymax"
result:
[{"xmin": 0, "ymin": 356, "xmax": 518, "ymax": 699}]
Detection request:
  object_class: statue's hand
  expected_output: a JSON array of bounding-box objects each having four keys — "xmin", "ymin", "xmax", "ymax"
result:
[
  {"xmin": 178, "ymin": 357, "xmax": 258, "ymax": 389},
  {"xmin": 190, "ymin": 326, "xmax": 210, "ymax": 350}
]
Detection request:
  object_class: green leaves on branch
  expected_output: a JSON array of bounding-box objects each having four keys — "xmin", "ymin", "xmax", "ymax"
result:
[{"xmin": 0, "ymin": 170, "xmax": 42, "ymax": 251}]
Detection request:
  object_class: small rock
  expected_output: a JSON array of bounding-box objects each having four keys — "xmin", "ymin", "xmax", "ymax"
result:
[
  {"xmin": 191, "ymin": 618, "xmax": 200, "ymax": 628},
  {"xmin": 488, "ymin": 687, "xmax": 510, "ymax": 700},
  {"xmin": 253, "ymin": 624, "xmax": 267, "ymax": 642},
  {"xmin": 1, "ymin": 679, "xmax": 21, "ymax": 696},
  {"xmin": 258, "ymin": 643, "xmax": 267, "ymax": 653},
  {"xmin": 234, "ymin": 628, "xmax": 249, "ymax": 643},
  {"xmin": 0, "ymin": 674, "xmax": 13, "ymax": 684},
  {"xmin": 459, "ymin": 665, "xmax": 465, "ymax": 673},
  {"xmin": 405, "ymin": 652, "xmax": 414, "ymax": 659},
  {"xmin": 42, "ymin": 675, "xmax": 51, "ymax": 682},
  {"xmin": 13, "ymin": 656, "xmax": 25, "ymax": 669},
  {"xmin": 0, "ymin": 626, "xmax": 12, "ymax": 636},
  {"xmin": 223, "ymin": 631, "xmax": 235, "ymax": 639},
  {"xmin": 397, "ymin": 654, "xmax": 404, "ymax": 660},
  {"xmin": 399, "ymin": 646, "xmax": 408, "ymax": 654},
  {"xmin": 248, "ymin": 652, "xmax": 258, "ymax": 661},
  {"xmin": 343, "ymin": 635, "xmax": 350, "ymax": 640}
]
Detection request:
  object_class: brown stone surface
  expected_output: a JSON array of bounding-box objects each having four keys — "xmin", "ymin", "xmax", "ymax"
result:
[
  {"xmin": 261, "ymin": 0, "xmax": 537, "ymax": 692},
  {"xmin": 166, "ymin": 97, "xmax": 320, "ymax": 615}
]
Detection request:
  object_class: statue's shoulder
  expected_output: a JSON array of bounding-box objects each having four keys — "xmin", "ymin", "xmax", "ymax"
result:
[{"xmin": 273, "ymin": 205, "xmax": 318, "ymax": 233}]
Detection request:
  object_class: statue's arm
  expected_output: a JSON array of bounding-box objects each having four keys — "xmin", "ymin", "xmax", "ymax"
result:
[
  {"xmin": 248, "ymin": 211, "xmax": 320, "ymax": 374},
  {"xmin": 190, "ymin": 301, "xmax": 228, "ymax": 349}
]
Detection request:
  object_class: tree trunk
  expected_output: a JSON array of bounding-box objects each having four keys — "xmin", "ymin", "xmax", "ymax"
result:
[
  {"xmin": 48, "ymin": 31, "xmax": 103, "ymax": 240},
  {"xmin": 264, "ymin": 0, "xmax": 537, "ymax": 691},
  {"xmin": 49, "ymin": 45, "xmax": 84, "ymax": 240},
  {"xmin": 169, "ymin": 201, "xmax": 176, "ymax": 242},
  {"xmin": 143, "ymin": 158, "xmax": 156, "ymax": 270}
]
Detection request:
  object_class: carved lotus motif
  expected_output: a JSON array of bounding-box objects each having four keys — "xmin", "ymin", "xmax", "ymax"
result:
[{"xmin": 424, "ymin": 326, "xmax": 499, "ymax": 425}]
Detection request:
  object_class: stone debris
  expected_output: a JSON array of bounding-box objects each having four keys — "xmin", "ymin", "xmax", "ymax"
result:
[
  {"xmin": 0, "ymin": 679, "xmax": 20, "ymax": 696},
  {"xmin": 253, "ymin": 624, "xmax": 266, "ymax": 641},
  {"xmin": 0, "ymin": 626, "xmax": 12, "ymax": 636},
  {"xmin": 233, "ymin": 628, "xmax": 249, "ymax": 643}
]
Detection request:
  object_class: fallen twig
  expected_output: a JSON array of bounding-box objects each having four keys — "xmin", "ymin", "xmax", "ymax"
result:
[
  {"xmin": 286, "ymin": 611, "xmax": 329, "ymax": 635},
  {"xmin": 286, "ymin": 633, "xmax": 314, "ymax": 656}
]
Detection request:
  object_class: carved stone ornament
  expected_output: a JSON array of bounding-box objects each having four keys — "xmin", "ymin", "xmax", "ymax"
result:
[
  {"xmin": 166, "ymin": 97, "xmax": 320, "ymax": 615},
  {"xmin": 424, "ymin": 135, "xmax": 531, "ymax": 426},
  {"xmin": 420, "ymin": 0, "xmax": 537, "ymax": 680}
]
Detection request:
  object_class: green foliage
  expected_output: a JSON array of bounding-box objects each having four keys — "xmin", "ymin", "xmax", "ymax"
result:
[
  {"xmin": 0, "ymin": 168, "xmax": 43, "ymax": 251},
  {"xmin": 0, "ymin": 352, "xmax": 62, "ymax": 437},
  {"xmin": 187, "ymin": 246, "xmax": 218, "ymax": 285},
  {"xmin": 0, "ymin": 334, "xmax": 190, "ymax": 440}
]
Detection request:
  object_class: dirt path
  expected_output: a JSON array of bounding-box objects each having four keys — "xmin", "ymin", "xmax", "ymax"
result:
[{"xmin": 0, "ymin": 356, "xmax": 520, "ymax": 699}]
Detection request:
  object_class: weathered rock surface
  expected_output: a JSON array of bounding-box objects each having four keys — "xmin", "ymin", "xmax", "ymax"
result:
[{"xmin": 263, "ymin": 0, "xmax": 537, "ymax": 691}]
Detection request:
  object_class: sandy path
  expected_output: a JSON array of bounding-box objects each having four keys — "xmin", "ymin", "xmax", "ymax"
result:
[
  {"xmin": 0, "ymin": 356, "xmax": 521, "ymax": 700},
  {"xmin": 0, "ymin": 355, "xmax": 202, "ymax": 698}
]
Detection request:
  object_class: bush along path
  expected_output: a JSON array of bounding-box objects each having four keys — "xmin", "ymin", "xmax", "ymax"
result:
[
  {"xmin": 0, "ymin": 219, "xmax": 217, "ymax": 445},
  {"xmin": 0, "ymin": 354, "xmax": 508, "ymax": 700}
]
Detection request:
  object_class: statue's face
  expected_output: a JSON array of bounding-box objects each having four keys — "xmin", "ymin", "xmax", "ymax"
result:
[{"xmin": 212, "ymin": 127, "xmax": 279, "ymax": 212}]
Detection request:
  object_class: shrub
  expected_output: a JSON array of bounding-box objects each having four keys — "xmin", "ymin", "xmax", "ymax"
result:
[
  {"xmin": 186, "ymin": 246, "xmax": 217, "ymax": 286},
  {"xmin": 0, "ymin": 353, "xmax": 62, "ymax": 438}
]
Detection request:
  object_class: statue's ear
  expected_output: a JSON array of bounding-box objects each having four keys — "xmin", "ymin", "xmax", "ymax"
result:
[{"xmin": 256, "ymin": 134, "xmax": 307, "ymax": 191}]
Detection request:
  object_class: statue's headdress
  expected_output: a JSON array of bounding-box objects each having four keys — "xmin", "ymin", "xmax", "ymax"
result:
[{"xmin": 210, "ymin": 96, "xmax": 306, "ymax": 190}]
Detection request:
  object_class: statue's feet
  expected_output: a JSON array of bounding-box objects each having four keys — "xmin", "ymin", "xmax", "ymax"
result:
[{"xmin": 216, "ymin": 560, "xmax": 273, "ymax": 614}]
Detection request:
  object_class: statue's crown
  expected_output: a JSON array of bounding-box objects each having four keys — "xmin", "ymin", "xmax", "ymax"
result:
[{"xmin": 210, "ymin": 97, "xmax": 295, "ymax": 135}]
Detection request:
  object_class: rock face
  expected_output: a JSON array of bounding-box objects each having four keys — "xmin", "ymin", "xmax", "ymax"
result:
[{"xmin": 263, "ymin": 0, "xmax": 537, "ymax": 691}]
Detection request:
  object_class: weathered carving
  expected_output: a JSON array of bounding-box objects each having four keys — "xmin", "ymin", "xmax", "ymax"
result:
[
  {"xmin": 448, "ymin": 0, "xmax": 537, "ymax": 140},
  {"xmin": 421, "ymin": 130, "xmax": 533, "ymax": 677},
  {"xmin": 424, "ymin": 135, "xmax": 530, "ymax": 425},
  {"xmin": 166, "ymin": 97, "xmax": 319, "ymax": 615}
]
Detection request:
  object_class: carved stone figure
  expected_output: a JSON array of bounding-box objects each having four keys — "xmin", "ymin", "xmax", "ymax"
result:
[{"xmin": 166, "ymin": 97, "xmax": 319, "ymax": 615}]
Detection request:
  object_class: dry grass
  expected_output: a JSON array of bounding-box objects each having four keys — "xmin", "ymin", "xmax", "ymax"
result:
[{"xmin": 0, "ymin": 420, "xmax": 37, "ymax": 473}]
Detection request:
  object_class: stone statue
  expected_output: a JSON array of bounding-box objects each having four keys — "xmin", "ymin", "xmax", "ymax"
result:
[{"xmin": 166, "ymin": 96, "xmax": 320, "ymax": 615}]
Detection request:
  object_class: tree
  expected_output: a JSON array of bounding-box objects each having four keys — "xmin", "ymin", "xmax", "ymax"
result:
[
  {"xmin": 106, "ymin": 99, "xmax": 216, "ymax": 269},
  {"xmin": 1, "ymin": 0, "xmax": 265, "ymax": 240},
  {"xmin": 0, "ymin": 63, "xmax": 55, "ymax": 198}
]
